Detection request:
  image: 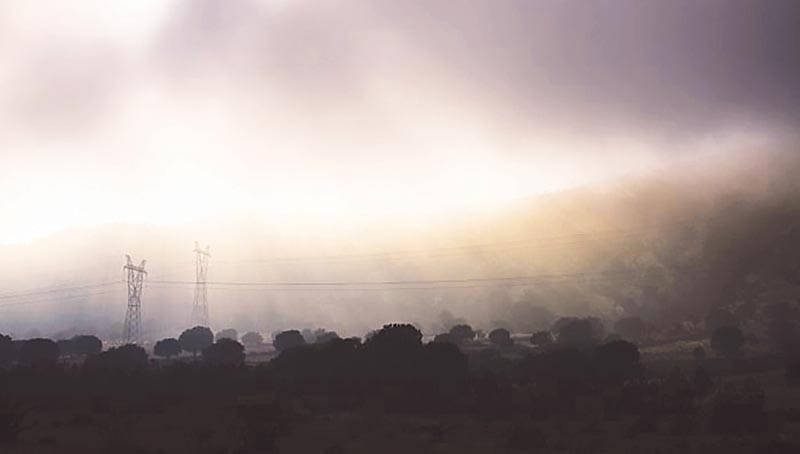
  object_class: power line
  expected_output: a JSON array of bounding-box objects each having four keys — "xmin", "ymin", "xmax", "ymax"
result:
[
  {"xmin": 147, "ymin": 266, "xmax": 703, "ymax": 289},
  {"xmin": 0, "ymin": 289, "xmax": 119, "ymax": 309},
  {"xmin": 0, "ymin": 281, "xmax": 122, "ymax": 301}
]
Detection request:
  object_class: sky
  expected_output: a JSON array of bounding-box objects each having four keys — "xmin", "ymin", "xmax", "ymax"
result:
[{"xmin": 1, "ymin": 0, "xmax": 798, "ymax": 244}]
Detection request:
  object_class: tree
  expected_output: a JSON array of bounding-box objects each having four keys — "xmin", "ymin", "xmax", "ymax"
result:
[
  {"xmin": 84, "ymin": 344, "xmax": 147, "ymax": 373},
  {"xmin": 613, "ymin": 316, "xmax": 647, "ymax": 344},
  {"xmin": 57, "ymin": 339, "xmax": 74, "ymax": 357},
  {"xmin": 555, "ymin": 318, "xmax": 603, "ymax": 347},
  {"xmin": 592, "ymin": 340, "xmax": 642, "ymax": 384},
  {"xmin": 18, "ymin": 338, "xmax": 59, "ymax": 366},
  {"xmin": 0, "ymin": 334, "xmax": 14, "ymax": 366},
  {"xmin": 203, "ymin": 338, "xmax": 245, "ymax": 366},
  {"xmin": 488, "ymin": 328, "xmax": 513, "ymax": 348},
  {"xmin": 273, "ymin": 330, "xmax": 306, "ymax": 352},
  {"xmin": 530, "ymin": 331, "xmax": 553, "ymax": 347},
  {"xmin": 179, "ymin": 326, "xmax": 214, "ymax": 358},
  {"xmin": 241, "ymin": 332, "xmax": 264, "ymax": 350},
  {"xmin": 71, "ymin": 335, "xmax": 102, "ymax": 356},
  {"xmin": 153, "ymin": 338, "xmax": 182, "ymax": 358},
  {"xmin": 448, "ymin": 324, "xmax": 475, "ymax": 344},
  {"xmin": 315, "ymin": 330, "xmax": 340, "ymax": 344},
  {"xmin": 215, "ymin": 328, "xmax": 238, "ymax": 342},
  {"xmin": 433, "ymin": 333, "xmax": 455, "ymax": 344},
  {"xmin": 364, "ymin": 324, "xmax": 422, "ymax": 353},
  {"xmin": 711, "ymin": 326, "xmax": 745, "ymax": 358}
]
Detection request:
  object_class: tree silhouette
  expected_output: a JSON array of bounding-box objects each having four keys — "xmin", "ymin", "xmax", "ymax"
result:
[
  {"xmin": 179, "ymin": 326, "xmax": 214, "ymax": 358},
  {"xmin": 273, "ymin": 330, "xmax": 306, "ymax": 352},
  {"xmin": 203, "ymin": 338, "xmax": 245, "ymax": 365},
  {"xmin": 315, "ymin": 330, "xmax": 340, "ymax": 344},
  {"xmin": 448, "ymin": 324, "xmax": 476, "ymax": 344},
  {"xmin": 71, "ymin": 335, "xmax": 102, "ymax": 357},
  {"xmin": 364, "ymin": 324, "xmax": 422, "ymax": 352},
  {"xmin": 153, "ymin": 338, "xmax": 181, "ymax": 358},
  {"xmin": 530, "ymin": 331, "xmax": 553, "ymax": 347},
  {"xmin": 18, "ymin": 338, "xmax": 59, "ymax": 366},
  {"xmin": 433, "ymin": 333, "xmax": 454, "ymax": 344},
  {"xmin": 711, "ymin": 325, "xmax": 745, "ymax": 358},
  {"xmin": 215, "ymin": 328, "xmax": 238, "ymax": 342},
  {"xmin": 488, "ymin": 328, "xmax": 513, "ymax": 348},
  {"xmin": 0, "ymin": 334, "xmax": 14, "ymax": 367},
  {"xmin": 241, "ymin": 332, "xmax": 264, "ymax": 350},
  {"xmin": 555, "ymin": 317, "xmax": 603, "ymax": 347},
  {"xmin": 84, "ymin": 344, "xmax": 148, "ymax": 373},
  {"xmin": 592, "ymin": 340, "xmax": 642, "ymax": 384}
]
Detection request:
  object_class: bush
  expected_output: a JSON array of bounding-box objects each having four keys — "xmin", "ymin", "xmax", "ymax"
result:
[
  {"xmin": 18, "ymin": 338, "xmax": 59, "ymax": 366},
  {"xmin": 0, "ymin": 334, "xmax": 14, "ymax": 366},
  {"xmin": 203, "ymin": 339, "xmax": 245, "ymax": 366},
  {"xmin": 71, "ymin": 335, "xmax": 102, "ymax": 356},
  {"xmin": 241, "ymin": 332, "xmax": 264, "ymax": 350},
  {"xmin": 710, "ymin": 326, "xmax": 745, "ymax": 358},
  {"xmin": 592, "ymin": 340, "xmax": 642, "ymax": 384},
  {"xmin": 315, "ymin": 330, "xmax": 340, "ymax": 344},
  {"xmin": 530, "ymin": 331, "xmax": 553, "ymax": 347},
  {"xmin": 84, "ymin": 344, "xmax": 148, "ymax": 374},
  {"xmin": 432, "ymin": 333, "xmax": 454, "ymax": 344},
  {"xmin": 153, "ymin": 338, "xmax": 181, "ymax": 358},
  {"xmin": 554, "ymin": 317, "xmax": 603, "ymax": 347},
  {"xmin": 215, "ymin": 328, "xmax": 238, "ymax": 342},
  {"xmin": 448, "ymin": 324, "xmax": 475, "ymax": 344},
  {"xmin": 273, "ymin": 330, "xmax": 306, "ymax": 352},
  {"xmin": 488, "ymin": 328, "xmax": 513, "ymax": 348}
]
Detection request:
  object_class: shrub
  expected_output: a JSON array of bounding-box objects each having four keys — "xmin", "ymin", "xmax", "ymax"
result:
[
  {"xmin": 84, "ymin": 344, "xmax": 148, "ymax": 374},
  {"xmin": 530, "ymin": 331, "xmax": 553, "ymax": 347},
  {"xmin": 448, "ymin": 324, "xmax": 476, "ymax": 344},
  {"xmin": 215, "ymin": 328, "xmax": 239, "ymax": 342},
  {"xmin": 71, "ymin": 335, "xmax": 102, "ymax": 356},
  {"xmin": 241, "ymin": 332, "xmax": 264, "ymax": 350},
  {"xmin": 203, "ymin": 339, "xmax": 245, "ymax": 366},
  {"xmin": 488, "ymin": 328, "xmax": 513, "ymax": 348},
  {"xmin": 153, "ymin": 338, "xmax": 181, "ymax": 358},
  {"xmin": 273, "ymin": 330, "xmax": 306, "ymax": 352},
  {"xmin": 592, "ymin": 340, "xmax": 642, "ymax": 384},
  {"xmin": 18, "ymin": 338, "xmax": 59, "ymax": 366}
]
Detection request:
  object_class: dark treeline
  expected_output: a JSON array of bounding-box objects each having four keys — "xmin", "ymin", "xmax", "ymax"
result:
[{"xmin": 2, "ymin": 315, "xmax": 800, "ymax": 453}]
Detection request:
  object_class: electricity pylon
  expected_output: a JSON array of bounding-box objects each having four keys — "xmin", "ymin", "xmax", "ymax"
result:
[
  {"xmin": 123, "ymin": 255, "xmax": 147, "ymax": 345},
  {"xmin": 191, "ymin": 241, "xmax": 211, "ymax": 327}
]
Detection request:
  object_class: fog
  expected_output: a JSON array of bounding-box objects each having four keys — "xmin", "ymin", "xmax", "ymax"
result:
[{"xmin": 1, "ymin": 1, "xmax": 799, "ymax": 341}]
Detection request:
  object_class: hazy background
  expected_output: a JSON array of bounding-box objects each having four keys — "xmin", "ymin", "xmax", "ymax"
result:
[{"xmin": 1, "ymin": 1, "xmax": 799, "ymax": 340}]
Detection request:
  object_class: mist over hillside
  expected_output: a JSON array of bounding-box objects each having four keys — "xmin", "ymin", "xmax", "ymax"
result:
[{"xmin": 2, "ymin": 147, "xmax": 799, "ymax": 341}]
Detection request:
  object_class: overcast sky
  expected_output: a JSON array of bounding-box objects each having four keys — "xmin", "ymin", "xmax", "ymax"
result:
[{"xmin": 1, "ymin": 0, "xmax": 798, "ymax": 244}]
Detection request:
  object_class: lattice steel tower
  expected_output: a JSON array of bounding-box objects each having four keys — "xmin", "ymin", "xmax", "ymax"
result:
[
  {"xmin": 191, "ymin": 241, "xmax": 211, "ymax": 327},
  {"xmin": 123, "ymin": 255, "xmax": 147, "ymax": 345}
]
